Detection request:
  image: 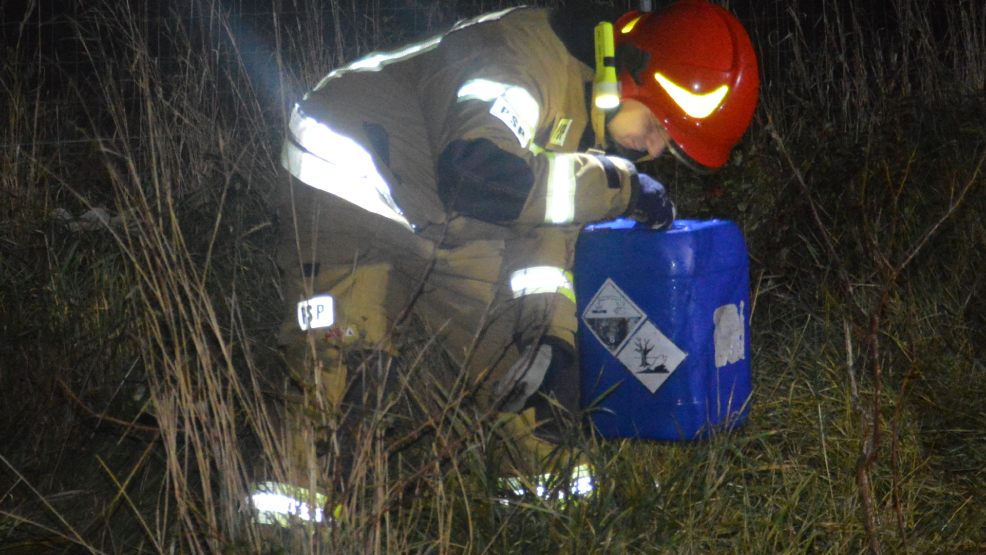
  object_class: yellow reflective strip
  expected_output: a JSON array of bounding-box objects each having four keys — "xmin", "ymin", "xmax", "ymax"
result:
[
  {"xmin": 653, "ymin": 73, "xmax": 729, "ymax": 119},
  {"xmin": 503, "ymin": 87, "xmax": 540, "ymax": 136},
  {"xmin": 283, "ymin": 110, "xmax": 413, "ymax": 230},
  {"xmin": 497, "ymin": 462, "xmax": 594, "ymax": 500},
  {"xmin": 457, "ymin": 79, "xmax": 540, "ymax": 148},
  {"xmin": 620, "ymin": 16, "xmax": 642, "ymax": 34},
  {"xmin": 510, "ymin": 266, "xmax": 575, "ymax": 303},
  {"xmin": 457, "ymin": 79, "xmax": 509, "ymax": 101},
  {"xmin": 313, "ymin": 7, "xmax": 517, "ymax": 91},
  {"xmin": 314, "ymin": 7, "xmax": 518, "ymax": 88},
  {"xmin": 544, "ymin": 153, "xmax": 576, "ymax": 224},
  {"xmin": 559, "ymin": 270, "xmax": 576, "ymax": 304},
  {"xmin": 250, "ymin": 481, "xmax": 327, "ymax": 526},
  {"xmin": 453, "ymin": 7, "xmax": 518, "ymax": 28},
  {"xmin": 317, "ymin": 35, "xmax": 443, "ymax": 86}
]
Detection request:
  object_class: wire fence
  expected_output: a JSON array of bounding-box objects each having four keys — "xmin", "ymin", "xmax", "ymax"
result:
[
  {"xmin": 5, "ymin": 0, "xmax": 976, "ymax": 152},
  {"xmin": 2, "ymin": 0, "xmax": 579, "ymax": 74},
  {"xmin": 3, "ymin": 0, "xmax": 584, "ymax": 150}
]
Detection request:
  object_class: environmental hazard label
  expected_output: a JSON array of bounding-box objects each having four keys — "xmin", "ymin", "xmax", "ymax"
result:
[
  {"xmin": 582, "ymin": 278, "xmax": 687, "ymax": 394},
  {"xmin": 616, "ymin": 320, "xmax": 687, "ymax": 393}
]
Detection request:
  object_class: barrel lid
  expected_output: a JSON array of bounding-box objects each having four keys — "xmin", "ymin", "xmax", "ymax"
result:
[{"xmin": 578, "ymin": 218, "xmax": 748, "ymax": 276}]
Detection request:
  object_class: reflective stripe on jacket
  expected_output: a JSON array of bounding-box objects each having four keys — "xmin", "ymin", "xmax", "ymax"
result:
[{"xmin": 281, "ymin": 7, "xmax": 637, "ymax": 236}]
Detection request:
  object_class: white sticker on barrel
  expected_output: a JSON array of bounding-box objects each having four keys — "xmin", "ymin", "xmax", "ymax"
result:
[
  {"xmin": 581, "ymin": 278, "xmax": 646, "ymax": 354},
  {"xmin": 616, "ymin": 320, "xmax": 688, "ymax": 393},
  {"xmin": 713, "ymin": 301, "xmax": 746, "ymax": 368}
]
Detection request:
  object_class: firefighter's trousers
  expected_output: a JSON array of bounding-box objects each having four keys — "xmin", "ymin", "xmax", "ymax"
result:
[{"xmin": 277, "ymin": 179, "xmax": 580, "ymax": 405}]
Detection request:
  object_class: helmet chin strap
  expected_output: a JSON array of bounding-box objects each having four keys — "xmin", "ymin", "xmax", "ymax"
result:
[
  {"xmin": 610, "ymin": 140, "xmax": 650, "ymax": 163},
  {"xmin": 616, "ymin": 42, "xmax": 650, "ymax": 86},
  {"xmin": 668, "ymin": 139, "xmax": 713, "ymax": 174}
]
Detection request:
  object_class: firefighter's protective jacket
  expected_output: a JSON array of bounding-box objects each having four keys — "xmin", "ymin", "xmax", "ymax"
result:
[{"xmin": 279, "ymin": 7, "xmax": 641, "ymax": 395}]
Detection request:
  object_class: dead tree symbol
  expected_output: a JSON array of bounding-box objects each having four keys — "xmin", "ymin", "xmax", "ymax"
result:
[{"xmin": 634, "ymin": 337, "xmax": 669, "ymax": 373}]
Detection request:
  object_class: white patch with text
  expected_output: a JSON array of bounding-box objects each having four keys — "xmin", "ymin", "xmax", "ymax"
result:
[{"xmin": 297, "ymin": 295, "xmax": 334, "ymax": 331}]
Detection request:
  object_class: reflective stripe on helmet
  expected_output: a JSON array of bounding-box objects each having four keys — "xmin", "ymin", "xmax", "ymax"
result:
[
  {"xmin": 654, "ymin": 72, "xmax": 729, "ymax": 119},
  {"xmin": 457, "ymin": 79, "xmax": 540, "ymax": 148},
  {"xmin": 620, "ymin": 16, "xmax": 642, "ymax": 35},
  {"xmin": 509, "ymin": 266, "xmax": 575, "ymax": 304},
  {"xmin": 282, "ymin": 108, "xmax": 413, "ymax": 230},
  {"xmin": 544, "ymin": 152, "xmax": 576, "ymax": 224}
]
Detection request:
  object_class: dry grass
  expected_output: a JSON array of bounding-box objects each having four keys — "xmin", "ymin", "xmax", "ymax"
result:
[{"xmin": 1, "ymin": 0, "xmax": 984, "ymax": 553}]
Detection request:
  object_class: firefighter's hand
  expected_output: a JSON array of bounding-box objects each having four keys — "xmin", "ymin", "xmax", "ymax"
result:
[{"xmin": 630, "ymin": 174, "xmax": 675, "ymax": 230}]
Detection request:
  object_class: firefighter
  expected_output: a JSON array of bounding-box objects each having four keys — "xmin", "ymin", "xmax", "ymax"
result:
[{"xmin": 276, "ymin": 0, "xmax": 759, "ymax": 472}]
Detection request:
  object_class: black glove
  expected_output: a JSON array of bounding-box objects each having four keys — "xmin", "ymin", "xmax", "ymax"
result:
[{"xmin": 630, "ymin": 173, "xmax": 676, "ymax": 230}]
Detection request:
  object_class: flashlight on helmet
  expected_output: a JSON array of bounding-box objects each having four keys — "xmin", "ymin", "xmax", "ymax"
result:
[{"xmin": 593, "ymin": 22, "xmax": 620, "ymax": 111}]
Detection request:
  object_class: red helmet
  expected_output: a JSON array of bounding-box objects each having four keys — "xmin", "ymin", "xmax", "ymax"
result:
[{"xmin": 615, "ymin": 0, "xmax": 759, "ymax": 170}]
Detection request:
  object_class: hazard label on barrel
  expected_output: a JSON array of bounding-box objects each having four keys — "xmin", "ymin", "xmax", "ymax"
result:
[
  {"xmin": 616, "ymin": 320, "xmax": 687, "ymax": 393},
  {"xmin": 582, "ymin": 278, "xmax": 688, "ymax": 394},
  {"xmin": 582, "ymin": 278, "xmax": 645, "ymax": 354}
]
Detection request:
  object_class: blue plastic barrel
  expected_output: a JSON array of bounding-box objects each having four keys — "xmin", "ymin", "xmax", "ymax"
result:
[{"xmin": 575, "ymin": 218, "xmax": 752, "ymax": 441}]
